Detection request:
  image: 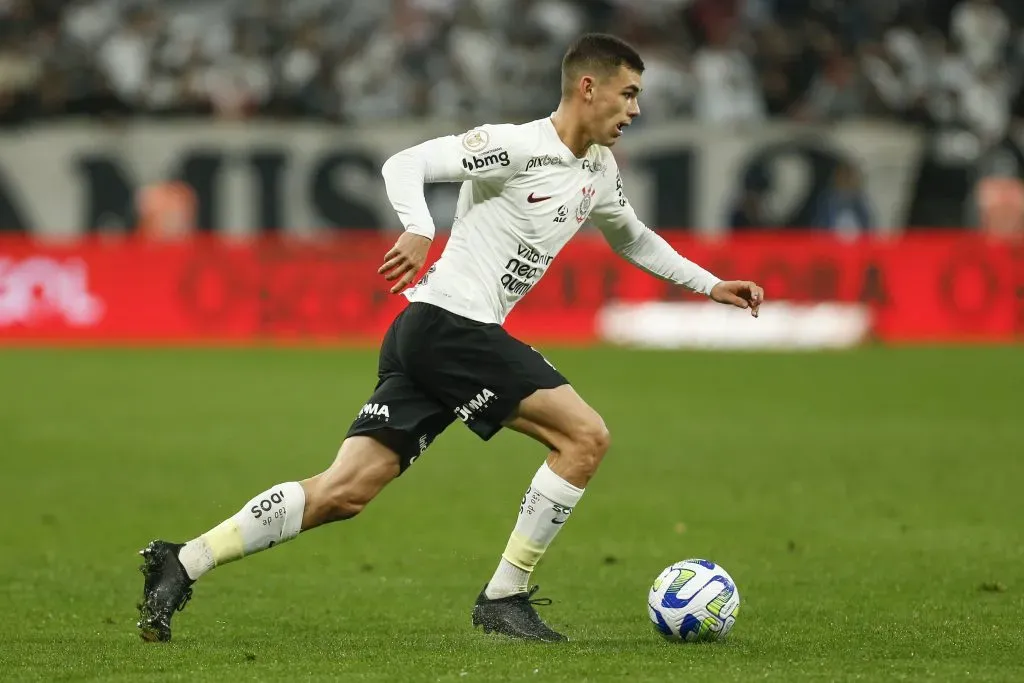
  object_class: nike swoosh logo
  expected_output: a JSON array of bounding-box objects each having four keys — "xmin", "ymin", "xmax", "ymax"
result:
[{"xmin": 527, "ymin": 193, "xmax": 552, "ymax": 203}]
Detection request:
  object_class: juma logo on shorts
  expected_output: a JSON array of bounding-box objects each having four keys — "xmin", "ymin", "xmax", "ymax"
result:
[
  {"xmin": 454, "ymin": 389, "xmax": 497, "ymax": 423},
  {"xmin": 462, "ymin": 150, "xmax": 510, "ymax": 172},
  {"xmin": 359, "ymin": 403, "xmax": 390, "ymax": 421}
]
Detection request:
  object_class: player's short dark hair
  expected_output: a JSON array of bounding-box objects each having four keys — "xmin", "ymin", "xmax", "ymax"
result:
[{"xmin": 561, "ymin": 33, "xmax": 645, "ymax": 96}]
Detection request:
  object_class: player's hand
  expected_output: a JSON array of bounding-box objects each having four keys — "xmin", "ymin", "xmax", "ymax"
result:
[
  {"xmin": 710, "ymin": 280, "xmax": 764, "ymax": 318},
  {"xmin": 379, "ymin": 232, "xmax": 432, "ymax": 294}
]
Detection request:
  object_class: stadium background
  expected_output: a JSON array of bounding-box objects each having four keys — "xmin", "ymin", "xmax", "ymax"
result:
[
  {"xmin": 1, "ymin": 0, "xmax": 1023, "ymax": 344},
  {"xmin": 1, "ymin": 1, "xmax": 1022, "ymax": 681}
]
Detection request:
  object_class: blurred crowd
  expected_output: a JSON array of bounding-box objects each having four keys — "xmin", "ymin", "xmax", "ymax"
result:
[{"xmin": 0, "ymin": 0, "xmax": 1022, "ymax": 142}]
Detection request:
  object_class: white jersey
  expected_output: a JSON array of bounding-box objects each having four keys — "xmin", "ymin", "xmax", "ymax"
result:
[{"xmin": 381, "ymin": 116, "xmax": 720, "ymax": 325}]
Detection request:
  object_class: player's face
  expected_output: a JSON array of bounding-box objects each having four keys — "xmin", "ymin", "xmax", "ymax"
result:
[{"xmin": 590, "ymin": 66, "xmax": 642, "ymax": 146}]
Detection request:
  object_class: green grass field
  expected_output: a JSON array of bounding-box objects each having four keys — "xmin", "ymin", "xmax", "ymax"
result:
[{"xmin": 1, "ymin": 346, "xmax": 1022, "ymax": 682}]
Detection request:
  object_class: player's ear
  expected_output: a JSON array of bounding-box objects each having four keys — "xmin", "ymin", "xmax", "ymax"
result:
[{"xmin": 580, "ymin": 75, "xmax": 595, "ymax": 102}]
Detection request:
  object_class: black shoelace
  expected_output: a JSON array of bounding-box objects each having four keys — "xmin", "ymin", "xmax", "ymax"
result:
[
  {"xmin": 176, "ymin": 587, "xmax": 193, "ymax": 612},
  {"xmin": 524, "ymin": 585, "xmax": 552, "ymax": 607}
]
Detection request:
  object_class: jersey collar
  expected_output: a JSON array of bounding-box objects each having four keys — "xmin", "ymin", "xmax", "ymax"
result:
[{"xmin": 545, "ymin": 113, "xmax": 590, "ymax": 162}]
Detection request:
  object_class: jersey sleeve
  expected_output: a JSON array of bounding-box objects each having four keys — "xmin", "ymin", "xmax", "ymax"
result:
[
  {"xmin": 381, "ymin": 124, "xmax": 527, "ymax": 239},
  {"xmin": 590, "ymin": 154, "xmax": 721, "ymax": 296}
]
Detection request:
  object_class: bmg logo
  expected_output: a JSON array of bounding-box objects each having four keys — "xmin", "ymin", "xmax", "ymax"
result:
[{"xmin": 462, "ymin": 150, "xmax": 511, "ymax": 172}]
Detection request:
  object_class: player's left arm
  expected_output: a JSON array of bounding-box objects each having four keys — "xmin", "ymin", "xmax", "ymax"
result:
[{"xmin": 591, "ymin": 163, "xmax": 764, "ymax": 317}]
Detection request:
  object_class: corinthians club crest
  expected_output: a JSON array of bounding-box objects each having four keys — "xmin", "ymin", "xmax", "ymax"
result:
[{"xmin": 576, "ymin": 185, "xmax": 596, "ymax": 224}]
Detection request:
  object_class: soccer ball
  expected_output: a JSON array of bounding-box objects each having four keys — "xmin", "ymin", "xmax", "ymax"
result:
[{"xmin": 647, "ymin": 559, "xmax": 740, "ymax": 642}]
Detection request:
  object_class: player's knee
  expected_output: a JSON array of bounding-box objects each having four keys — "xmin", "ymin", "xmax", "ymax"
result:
[
  {"xmin": 567, "ymin": 417, "xmax": 611, "ymax": 472},
  {"xmin": 304, "ymin": 438, "xmax": 400, "ymax": 525},
  {"xmin": 318, "ymin": 484, "xmax": 375, "ymax": 522},
  {"xmin": 327, "ymin": 491, "xmax": 371, "ymax": 521}
]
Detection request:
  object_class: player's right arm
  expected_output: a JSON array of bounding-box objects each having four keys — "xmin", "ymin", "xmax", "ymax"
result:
[
  {"xmin": 381, "ymin": 124, "xmax": 524, "ymax": 241},
  {"xmin": 378, "ymin": 125, "xmax": 524, "ymax": 292}
]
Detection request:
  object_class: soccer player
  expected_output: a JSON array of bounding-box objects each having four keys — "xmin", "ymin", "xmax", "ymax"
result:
[{"xmin": 137, "ymin": 33, "xmax": 764, "ymax": 643}]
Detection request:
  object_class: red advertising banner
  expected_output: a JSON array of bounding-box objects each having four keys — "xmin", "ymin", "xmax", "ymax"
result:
[{"xmin": 0, "ymin": 232, "xmax": 1021, "ymax": 344}]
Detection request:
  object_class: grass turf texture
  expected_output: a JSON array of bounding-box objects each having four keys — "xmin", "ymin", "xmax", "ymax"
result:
[{"xmin": 0, "ymin": 346, "xmax": 1022, "ymax": 682}]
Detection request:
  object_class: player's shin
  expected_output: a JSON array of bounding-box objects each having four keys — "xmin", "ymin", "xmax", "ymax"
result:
[
  {"xmin": 176, "ymin": 481, "xmax": 306, "ymax": 581},
  {"xmin": 485, "ymin": 462, "xmax": 585, "ymax": 599}
]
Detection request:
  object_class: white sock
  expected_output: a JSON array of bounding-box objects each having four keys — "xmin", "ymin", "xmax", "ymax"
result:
[
  {"xmin": 177, "ymin": 482, "xmax": 306, "ymax": 581},
  {"xmin": 485, "ymin": 462, "xmax": 585, "ymax": 599}
]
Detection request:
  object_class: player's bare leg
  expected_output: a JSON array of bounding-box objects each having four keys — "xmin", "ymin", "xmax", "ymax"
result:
[
  {"xmin": 472, "ymin": 385, "xmax": 610, "ymax": 642},
  {"xmin": 137, "ymin": 436, "xmax": 400, "ymax": 642}
]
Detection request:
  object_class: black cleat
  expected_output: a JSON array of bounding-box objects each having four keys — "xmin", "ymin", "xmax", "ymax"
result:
[
  {"xmin": 471, "ymin": 584, "xmax": 567, "ymax": 642},
  {"xmin": 136, "ymin": 540, "xmax": 194, "ymax": 642}
]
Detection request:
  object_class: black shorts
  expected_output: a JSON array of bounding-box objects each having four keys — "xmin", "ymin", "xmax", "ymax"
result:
[{"xmin": 345, "ymin": 302, "xmax": 569, "ymax": 471}]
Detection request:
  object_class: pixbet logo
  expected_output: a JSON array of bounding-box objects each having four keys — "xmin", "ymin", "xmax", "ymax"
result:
[
  {"xmin": 526, "ymin": 155, "xmax": 563, "ymax": 172},
  {"xmin": 462, "ymin": 150, "xmax": 511, "ymax": 172},
  {"xmin": 250, "ymin": 490, "xmax": 285, "ymax": 519}
]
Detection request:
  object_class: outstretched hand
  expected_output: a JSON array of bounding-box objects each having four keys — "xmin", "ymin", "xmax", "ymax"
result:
[
  {"xmin": 710, "ymin": 280, "xmax": 765, "ymax": 318},
  {"xmin": 379, "ymin": 232, "xmax": 432, "ymax": 294}
]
